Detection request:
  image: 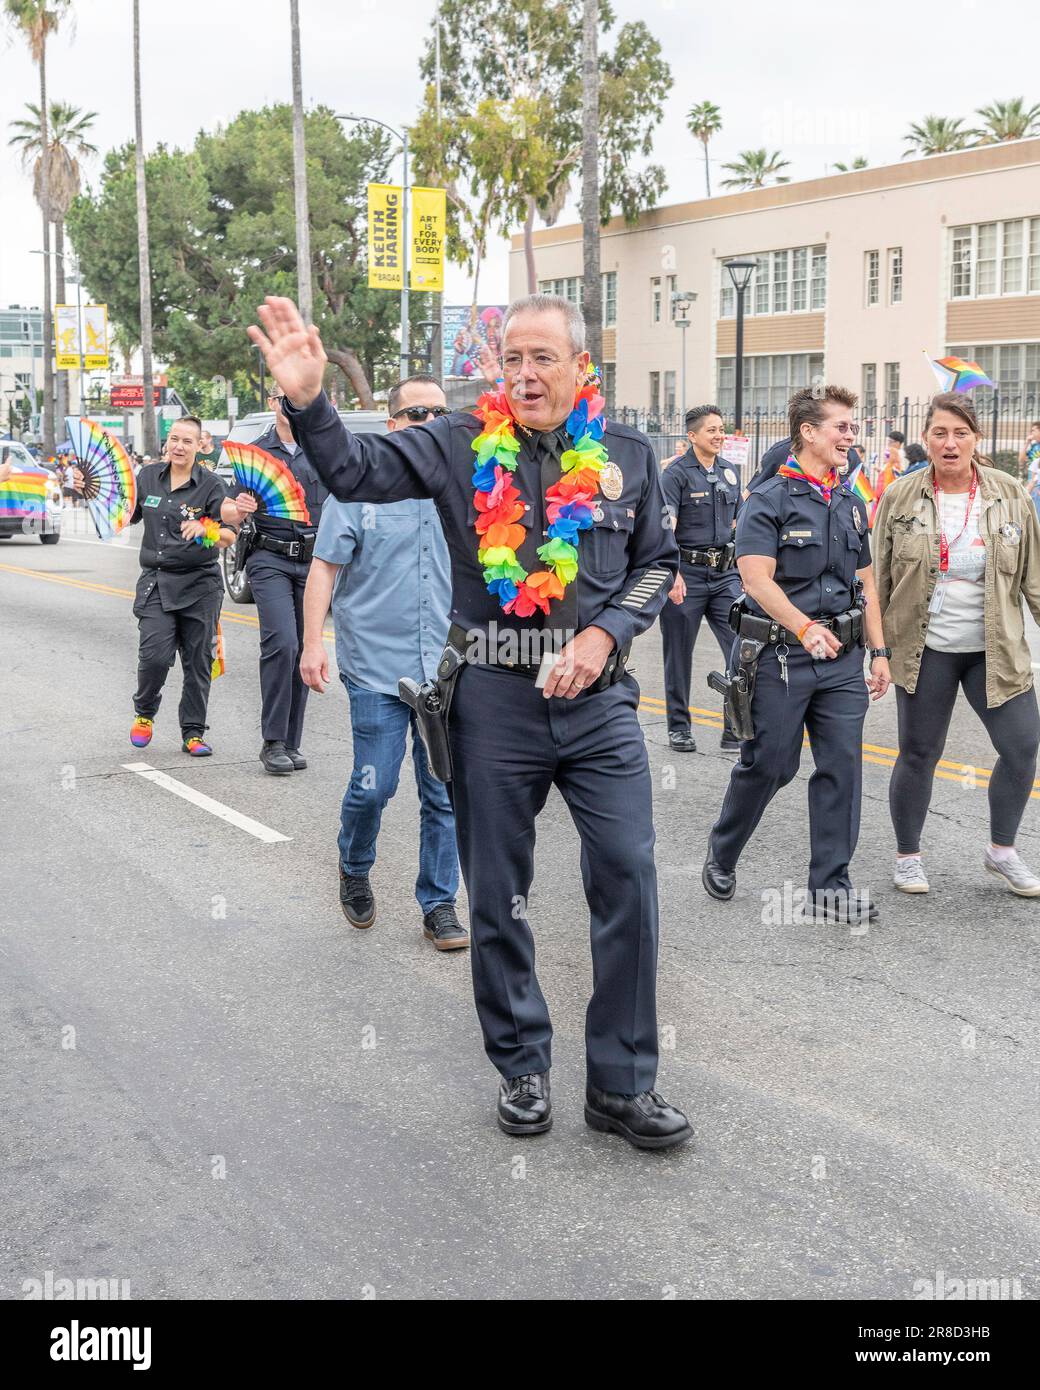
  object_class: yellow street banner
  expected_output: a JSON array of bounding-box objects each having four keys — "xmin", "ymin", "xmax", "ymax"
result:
[
  {"xmin": 367, "ymin": 184, "xmax": 404, "ymax": 290},
  {"xmin": 54, "ymin": 305, "xmax": 80, "ymax": 369},
  {"xmin": 83, "ymin": 304, "xmax": 109, "ymax": 370},
  {"xmin": 410, "ymin": 186, "xmax": 446, "ymax": 291}
]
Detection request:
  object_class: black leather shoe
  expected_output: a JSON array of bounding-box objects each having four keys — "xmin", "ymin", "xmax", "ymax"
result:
[
  {"xmin": 422, "ymin": 903, "xmax": 469, "ymax": 951},
  {"xmin": 339, "ymin": 870, "xmax": 376, "ymax": 928},
  {"xmin": 260, "ymin": 740, "xmax": 294, "ymax": 775},
  {"xmin": 811, "ymin": 889, "xmax": 879, "ymax": 925},
  {"xmin": 702, "ymin": 851, "xmax": 736, "ymax": 901},
  {"xmin": 668, "ymin": 729, "xmax": 697, "ymax": 753},
  {"xmin": 285, "ymin": 747, "xmax": 307, "ymax": 770},
  {"xmin": 719, "ymin": 732, "xmax": 741, "ymax": 753},
  {"xmin": 585, "ymin": 1085, "xmax": 693, "ymax": 1150},
  {"xmin": 497, "ymin": 1071, "xmax": 552, "ymax": 1135}
]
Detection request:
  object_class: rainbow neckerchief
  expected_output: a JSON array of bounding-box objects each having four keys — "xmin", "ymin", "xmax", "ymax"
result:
[
  {"xmin": 777, "ymin": 454, "xmax": 840, "ymax": 503},
  {"xmin": 471, "ymin": 364, "xmax": 609, "ymax": 617}
]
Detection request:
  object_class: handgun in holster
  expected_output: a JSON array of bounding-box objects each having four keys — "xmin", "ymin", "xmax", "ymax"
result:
[
  {"xmin": 708, "ymin": 634, "xmax": 765, "ymax": 743},
  {"xmin": 398, "ymin": 635, "xmax": 468, "ymax": 784},
  {"xmin": 233, "ymin": 515, "xmax": 258, "ymax": 575}
]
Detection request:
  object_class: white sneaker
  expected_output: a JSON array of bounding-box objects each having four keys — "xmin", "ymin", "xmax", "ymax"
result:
[
  {"xmin": 984, "ymin": 849, "xmax": 1040, "ymax": 897},
  {"xmin": 893, "ymin": 857, "xmax": 929, "ymax": 893}
]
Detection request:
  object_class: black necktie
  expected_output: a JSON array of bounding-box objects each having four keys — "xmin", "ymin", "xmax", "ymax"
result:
[{"xmin": 538, "ymin": 428, "xmax": 579, "ymax": 644}]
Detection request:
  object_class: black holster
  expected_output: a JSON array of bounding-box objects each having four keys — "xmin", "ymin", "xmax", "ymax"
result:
[
  {"xmin": 398, "ymin": 635, "xmax": 467, "ymax": 784},
  {"xmin": 233, "ymin": 516, "xmax": 258, "ymax": 575},
  {"xmin": 708, "ymin": 634, "xmax": 764, "ymax": 742}
]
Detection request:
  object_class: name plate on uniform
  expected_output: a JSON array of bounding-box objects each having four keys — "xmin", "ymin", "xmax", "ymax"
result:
[{"xmin": 144, "ymin": 496, "xmax": 161, "ymax": 507}]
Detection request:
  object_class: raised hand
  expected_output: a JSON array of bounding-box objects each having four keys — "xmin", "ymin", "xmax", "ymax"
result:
[{"xmin": 247, "ymin": 296, "xmax": 327, "ymax": 408}]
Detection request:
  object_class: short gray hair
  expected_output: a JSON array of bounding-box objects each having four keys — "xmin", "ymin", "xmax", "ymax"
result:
[{"xmin": 502, "ymin": 293, "xmax": 585, "ymax": 355}]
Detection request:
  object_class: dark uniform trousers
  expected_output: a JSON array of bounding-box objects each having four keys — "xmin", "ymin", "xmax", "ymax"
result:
[
  {"xmin": 246, "ymin": 549, "xmax": 311, "ymax": 749},
  {"xmin": 661, "ymin": 563, "xmax": 743, "ymax": 732},
  {"xmin": 711, "ymin": 642, "xmax": 868, "ymax": 893},
  {"xmin": 134, "ymin": 585, "xmax": 222, "ymax": 737},
  {"xmin": 448, "ymin": 663, "xmax": 659, "ymax": 1094}
]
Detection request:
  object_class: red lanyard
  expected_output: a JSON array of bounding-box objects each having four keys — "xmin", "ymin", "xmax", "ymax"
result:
[{"xmin": 935, "ymin": 469, "xmax": 978, "ymax": 573}]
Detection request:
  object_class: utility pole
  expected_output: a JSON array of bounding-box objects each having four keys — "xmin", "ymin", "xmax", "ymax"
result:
[
  {"xmin": 290, "ymin": 0, "xmax": 313, "ymax": 324},
  {"xmin": 580, "ymin": 0, "xmax": 602, "ymax": 366},
  {"xmin": 132, "ymin": 0, "xmax": 159, "ymax": 455}
]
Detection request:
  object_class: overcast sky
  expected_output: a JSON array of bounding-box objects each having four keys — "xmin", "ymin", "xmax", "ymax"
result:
[{"xmin": 1, "ymin": 0, "xmax": 1033, "ymax": 316}]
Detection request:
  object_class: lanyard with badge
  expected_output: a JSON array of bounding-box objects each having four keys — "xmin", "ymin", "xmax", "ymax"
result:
[{"xmin": 929, "ymin": 467, "xmax": 978, "ymax": 614}]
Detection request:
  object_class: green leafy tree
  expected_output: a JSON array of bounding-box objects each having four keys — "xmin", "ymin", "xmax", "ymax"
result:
[
  {"xmin": 833, "ymin": 156, "xmax": 868, "ymax": 172},
  {"xmin": 686, "ymin": 100, "xmax": 722, "ymax": 197},
  {"xmin": 903, "ymin": 115, "xmax": 969, "ymax": 157},
  {"xmin": 68, "ymin": 106, "xmax": 416, "ymax": 406},
  {"xmin": 971, "ymin": 97, "xmax": 1040, "ymax": 144},
  {"xmin": 720, "ymin": 148, "xmax": 790, "ymax": 190},
  {"xmin": 410, "ymin": 0, "xmax": 672, "ymax": 301}
]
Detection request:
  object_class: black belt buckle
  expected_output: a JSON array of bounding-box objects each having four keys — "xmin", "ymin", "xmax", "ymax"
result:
[{"xmin": 287, "ymin": 539, "xmax": 302, "ymax": 559}]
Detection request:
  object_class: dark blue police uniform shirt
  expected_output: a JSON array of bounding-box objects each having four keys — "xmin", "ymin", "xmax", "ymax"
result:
[
  {"xmin": 250, "ymin": 422, "xmax": 328, "ymax": 539},
  {"xmin": 747, "ymin": 437, "xmax": 862, "ymax": 493},
  {"xmin": 284, "ymin": 392, "xmax": 678, "ymax": 652},
  {"xmin": 662, "ymin": 453, "xmax": 742, "ymax": 550},
  {"xmin": 735, "ymin": 473, "xmax": 871, "ymax": 621}
]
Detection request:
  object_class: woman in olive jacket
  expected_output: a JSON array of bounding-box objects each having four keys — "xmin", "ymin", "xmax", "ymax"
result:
[{"xmin": 874, "ymin": 393, "xmax": 1040, "ymax": 897}]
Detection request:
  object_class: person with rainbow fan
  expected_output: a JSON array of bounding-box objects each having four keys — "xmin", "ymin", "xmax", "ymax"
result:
[{"xmin": 249, "ymin": 292, "xmax": 692, "ymax": 1151}]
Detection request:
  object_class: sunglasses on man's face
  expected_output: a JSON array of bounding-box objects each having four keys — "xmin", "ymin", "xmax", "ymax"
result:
[
  {"xmin": 392, "ymin": 405, "xmax": 450, "ymax": 422},
  {"xmin": 268, "ymin": 394, "xmax": 285, "ymax": 404}
]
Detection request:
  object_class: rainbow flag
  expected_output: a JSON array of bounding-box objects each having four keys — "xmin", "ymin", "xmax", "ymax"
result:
[
  {"xmin": 846, "ymin": 462, "xmax": 874, "ymax": 507},
  {"xmin": 0, "ymin": 469, "xmax": 48, "ymax": 518},
  {"xmin": 927, "ymin": 354, "xmax": 995, "ymax": 394}
]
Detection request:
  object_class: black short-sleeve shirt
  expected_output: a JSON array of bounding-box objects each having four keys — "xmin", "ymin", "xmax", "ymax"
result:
[
  {"xmin": 662, "ymin": 453, "xmax": 742, "ymax": 549},
  {"xmin": 736, "ymin": 473, "xmax": 871, "ymax": 619}
]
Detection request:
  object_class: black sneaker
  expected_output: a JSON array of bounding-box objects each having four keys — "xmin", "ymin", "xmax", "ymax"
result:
[
  {"xmin": 668, "ymin": 729, "xmax": 697, "ymax": 753},
  {"xmin": 422, "ymin": 903, "xmax": 469, "ymax": 951},
  {"xmin": 339, "ymin": 870, "xmax": 376, "ymax": 928},
  {"xmin": 285, "ymin": 748, "xmax": 307, "ymax": 770},
  {"xmin": 260, "ymin": 740, "xmax": 294, "ymax": 775},
  {"xmin": 719, "ymin": 732, "xmax": 741, "ymax": 753}
]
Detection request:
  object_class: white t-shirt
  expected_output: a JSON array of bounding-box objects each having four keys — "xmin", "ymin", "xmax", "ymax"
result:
[{"xmin": 925, "ymin": 489, "xmax": 986, "ymax": 652}]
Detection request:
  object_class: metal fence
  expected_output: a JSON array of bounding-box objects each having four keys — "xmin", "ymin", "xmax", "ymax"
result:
[{"xmin": 616, "ymin": 395, "xmax": 1040, "ymax": 483}]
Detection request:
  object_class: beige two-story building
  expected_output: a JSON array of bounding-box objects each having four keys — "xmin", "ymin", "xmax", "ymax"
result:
[{"xmin": 510, "ymin": 138, "xmax": 1040, "ymax": 426}]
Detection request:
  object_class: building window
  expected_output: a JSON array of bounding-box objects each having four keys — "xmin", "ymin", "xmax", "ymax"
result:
[
  {"xmin": 649, "ymin": 370, "xmax": 660, "ymax": 411},
  {"xmin": 791, "ymin": 248, "xmax": 808, "ymax": 312},
  {"xmin": 601, "ymin": 361, "xmax": 616, "ymax": 412},
  {"xmin": 865, "ymin": 250, "xmax": 880, "ymax": 306},
  {"xmin": 538, "ymin": 276, "xmax": 582, "ymax": 305},
  {"xmin": 753, "ymin": 255, "xmax": 770, "ymax": 315},
  {"xmin": 862, "ymin": 363, "xmax": 877, "ymax": 413},
  {"xmin": 810, "ymin": 245, "xmax": 827, "ymax": 309},
  {"xmin": 772, "ymin": 250, "xmax": 790, "ymax": 313},
  {"xmin": 720, "ymin": 280, "xmax": 735, "ymax": 318},
  {"xmin": 667, "ymin": 273, "xmax": 679, "ymax": 320},
  {"xmin": 717, "ymin": 245, "xmax": 826, "ymax": 317},
  {"xmin": 664, "ymin": 370, "xmax": 676, "ymax": 414},
  {"xmin": 949, "ymin": 219, "xmax": 1040, "ymax": 299},
  {"xmin": 884, "ymin": 362, "xmax": 900, "ymax": 415},
  {"xmin": 888, "ymin": 247, "xmax": 903, "ymax": 304},
  {"xmin": 948, "ymin": 342, "xmax": 1040, "ymax": 406},
  {"xmin": 602, "ymin": 271, "xmax": 617, "ymax": 328},
  {"xmin": 651, "ymin": 277, "xmax": 662, "ymax": 324},
  {"xmin": 715, "ymin": 352, "xmax": 824, "ymax": 419}
]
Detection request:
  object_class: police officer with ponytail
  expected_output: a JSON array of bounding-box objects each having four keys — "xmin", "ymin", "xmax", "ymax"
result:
[{"xmin": 660, "ymin": 405, "xmax": 743, "ymax": 752}]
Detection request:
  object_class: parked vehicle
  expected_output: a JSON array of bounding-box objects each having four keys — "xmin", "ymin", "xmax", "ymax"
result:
[{"xmin": 0, "ymin": 441, "xmax": 63, "ymax": 544}]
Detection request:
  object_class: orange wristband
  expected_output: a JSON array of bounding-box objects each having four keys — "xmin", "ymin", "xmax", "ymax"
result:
[{"xmin": 796, "ymin": 620, "xmax": 814, "ymax": 641}]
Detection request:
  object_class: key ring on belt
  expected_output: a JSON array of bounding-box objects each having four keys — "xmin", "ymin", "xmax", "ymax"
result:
[{"xmin": 775, "ymin": 639, "xmax": 790, "ymax": 690}]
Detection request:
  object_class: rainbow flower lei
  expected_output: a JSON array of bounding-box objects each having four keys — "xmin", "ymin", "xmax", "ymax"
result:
[
  {"xmin": 193, "ymin": 515, "xmax": 222, "ymax": 548},
  {"xmin": 471, "ymin": 364, "xmax": 610, "ymax": 617}
]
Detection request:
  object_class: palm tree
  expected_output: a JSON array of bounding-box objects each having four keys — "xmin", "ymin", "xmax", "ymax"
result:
[
  {"xmin": 290, "ymin": 0, "xmax": 313, "ymax": 324},
  {"xmin": 720, "ymin": 148, "xmax": 790, "ymax": 191},
  {"xmin": 903, "ymin": 115, "xmax": 969, "ymax": 158},
  {"xmin": 971, "ymin": 97, "xmax": 1040, "ymax": 144},
  {"xmin": 686, "ymin": 101, "xmax": 722, "ymax": 197},
  {"xmin": 4, "ymin": 0, "xmax": 73, "ymax": 455},
  {"xmin": 581, "ymin": 0, "xmax": 601, "ymax": 365},
  {"xmin": 132, "ymin": 0, "xmax": 158, "ymax": 455},
  {"xmin": 833, "ymin": 156, "xmax": 868, "ymax": 172},
  {"xmin": 9, "ymin": 101, "xmax": 98, "ymax": 427}
]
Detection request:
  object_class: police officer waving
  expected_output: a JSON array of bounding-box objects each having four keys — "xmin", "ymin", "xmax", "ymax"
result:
[
  {"xmin": 249, "ymin": 292, "xmax": 693, "ymax": 1151},
  {"xmin": 660, "ymin": 405, "xmax": 743, "ymax": 752},
  {"xmin": 703, "ymin": 386, "xmax": 891, "ymax": 925},
  {"xmin": 228, "ymin": 390, "xmax": 328, "ymax": 774}
]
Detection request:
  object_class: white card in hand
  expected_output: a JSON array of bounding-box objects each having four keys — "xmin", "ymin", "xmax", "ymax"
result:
[{"xmin": 535, "ymin": 651, "xmax": 559, "ymax": 689}]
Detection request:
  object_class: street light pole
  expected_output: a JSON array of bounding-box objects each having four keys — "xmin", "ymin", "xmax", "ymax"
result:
[
  {"xmin": 724, "ymin": 260, "xmax": 756, "ymax": 435},
  {"xmin": 337, "ymin": 113, "xmax": 411, "ymax": 380},
  {"xmin": 671, "ymin": 290, "xmax": 697, "ymax": 426}
]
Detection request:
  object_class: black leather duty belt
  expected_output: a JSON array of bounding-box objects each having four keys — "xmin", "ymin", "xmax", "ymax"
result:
[
  {"xmin": 679, "ymin": 544, "xmax": 736, "ymax": 571},
  {"xmin": 446, "ymin": 621, "xmax": 632, "ymax": 693},
  {"xmin": 254, "ymin": 531, "xmax": 315, "ymax": 561}
]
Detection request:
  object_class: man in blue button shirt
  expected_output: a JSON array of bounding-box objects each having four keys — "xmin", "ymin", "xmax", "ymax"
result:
[{"xmin": 300, "ymin": 375, "xmax": 465, "ymax": 952}]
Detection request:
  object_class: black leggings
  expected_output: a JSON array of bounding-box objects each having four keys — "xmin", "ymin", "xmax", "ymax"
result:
[{"xmin": 890, "ymin": 647, "xmax": 1040, "ymax": 852}]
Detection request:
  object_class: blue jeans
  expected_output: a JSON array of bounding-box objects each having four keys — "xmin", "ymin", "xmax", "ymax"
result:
[{"xmin": 338, "ymin": 677, "xmax": 459, "ymax": 913}]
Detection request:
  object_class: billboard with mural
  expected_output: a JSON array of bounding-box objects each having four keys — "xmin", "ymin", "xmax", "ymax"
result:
[{"xmin": 443, "ymin": 304, "xmax": 506, "ymax": 379}]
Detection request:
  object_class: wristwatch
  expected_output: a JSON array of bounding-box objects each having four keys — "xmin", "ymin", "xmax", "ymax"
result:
[{"xmin": 869, "ymin": 647, "xmax": 892, "ymax": 659}]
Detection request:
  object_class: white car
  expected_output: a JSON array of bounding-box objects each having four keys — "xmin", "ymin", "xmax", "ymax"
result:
[
  {"xmin": 216, "ymin": 409, "xmax": 388, "ymax": 604},
  {"xmin": 0, "ymin": 441, "xmax": 63, "ymax": 544}
]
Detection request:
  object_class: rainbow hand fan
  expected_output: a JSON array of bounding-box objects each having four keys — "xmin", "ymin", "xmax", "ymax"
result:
[
  {"xmin": 0, "ymin": 466, "xmax": 48, "ymax": 518},
  {"xmin": 225, "ymin": 441, "xmax": 310, "ymax": 523},
  {"xmin": 65, "ymin": 416, "xmax": 137, "ymax": 540}
]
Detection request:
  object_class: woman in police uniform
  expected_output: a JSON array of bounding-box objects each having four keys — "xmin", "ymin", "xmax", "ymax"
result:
[
  {"xmin": 660, "ymin": 405, "xmax": 743, "ymax": 752},
  {"xmin": 703, "ymin": 385, "xmax": 891, "ymax": 926}
]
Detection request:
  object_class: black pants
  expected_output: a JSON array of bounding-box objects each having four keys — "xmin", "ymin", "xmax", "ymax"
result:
[
  {"xmin": 660, "ymin": 561, "xmax": 742, "ymax": 733},
  {"xmin": 246, "ymin": 549, "xmax": 310, "ymax": 749},
  {"xmin": 447, "ymin": 663, "xmax": 660, "ymax": 1094},
  {"xmin": 134, "ymin": 587, "xmax": 221, "ymax": 737},
  {"xmin": 890, "ymin": 647, "xmax": 1040, "ymax": 852}
]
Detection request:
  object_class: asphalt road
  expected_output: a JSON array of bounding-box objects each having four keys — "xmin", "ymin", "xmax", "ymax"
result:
[{"xmin": 2, "ymin": 516, "xmax": 1039, "ymax": 1301}]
